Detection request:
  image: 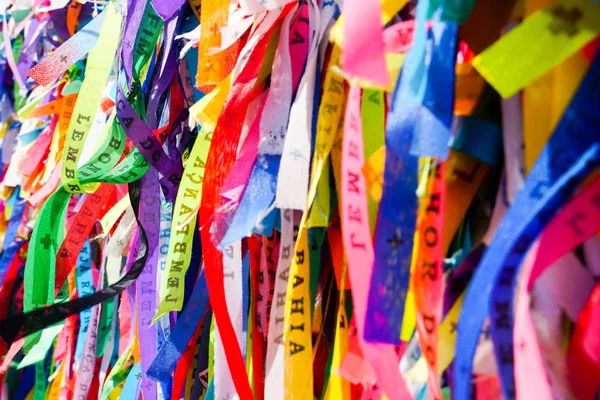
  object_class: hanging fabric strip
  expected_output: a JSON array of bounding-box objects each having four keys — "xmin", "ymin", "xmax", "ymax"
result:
[
  {"xmin": 61, "ymin": 4, "xmax": 122, "ymax": 194},
  {"xmin": 214, "ymin": 241, "xmax": 243, "ymax": 399},
  {"xmin": 364, "ymin": 70, "xmax": 419, "ymax": 345},
  {"xmin": 341, "ymin": 0, "xmax": 388, "ymax": 86},
  {"xmin": 473, "ymin": 0, "xmax": 600, "ymax": 98},
  {"xmin": 275, "ymin": 0, "xmax": 337, "ymax": 210},
  {"xmin": 340, "ymin": 86, "xmax": 411, "ymax": 400},
  {"xmin": 156, "ymin": 128, "xmax": 212, "ymax": 317},
  {"xmin": 137, "ymin": 168, "xmax": 160, "ymax": 400},
  {"xmin": 413, "ymin": 161, "xmax": 445, "ymax": 400},
  {"xmin": 73, "ymin": 240, "xmax": 94, "ymax": 366},
  {"xmin": 264, "ymin": 209, "xmax": 299, "ymax": 400}
]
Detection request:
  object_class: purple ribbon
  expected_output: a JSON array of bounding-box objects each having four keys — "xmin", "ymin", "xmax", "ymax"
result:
[
  {"xmin": 146, "ymin": 15, "xmax": 179, "ymax": 130},
  {"xmin": 121, "ymin": 0, "xmax": 148, "ymax": 86},
  {"xmin": 137, "ymin": 168, "xmax": 160, "ymax": 400},
  {"xmin": 150, "ymin": 0, "xmax": 186, "ymax": 22},
  {"xmin": 115, "ymin": 85, "xmax": 183, "ymax": 202}
]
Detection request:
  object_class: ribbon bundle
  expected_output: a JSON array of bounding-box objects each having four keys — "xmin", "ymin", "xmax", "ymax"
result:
[{"xmin": 0, "ymin": 0, "xmax": 598, "ymax": 398}]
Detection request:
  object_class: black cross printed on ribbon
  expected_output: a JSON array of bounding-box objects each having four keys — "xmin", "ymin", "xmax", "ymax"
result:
[
  {"xmin": 60, "ymin": 55, "xmax": 68, "ymax": 64},
  {"xmin": 291, "ymin": 30, "xmax": 305, "ymax": 45},
  {"xmin": 548, "ymin": 6, "xmax": 582, "ymax": 37},
  {"xmin": 40, "ymin": 234, "xmax": 52, "ymax": 250},
  {"xmin": 311, "ymin": 236, "xmax": 319, "ymax": 251},
  {"xmin": 368, "ymin": 90, "xmax": 381, "ymax": 105},
  {"xmin": 450, "ymin": 321, "xmax": 457, "ymax": 333},
  {"xmin": 387, "ymin": 229, "xmax": 404, "ymax": 251}
]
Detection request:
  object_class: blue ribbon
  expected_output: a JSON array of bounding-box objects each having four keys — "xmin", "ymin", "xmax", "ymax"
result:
[
  {"xmin": 2, "ymin": 192, "xmax": 26, "ymax": 250},
  {"xmin": 182, "ymin": 227, "xmax": 202, "ymax": 310},
  {"xmin": 74, "ymin": 240, "xmax": 94, "ymax": 364},
  {"xmin": 218, "ymin": 154, "xmax": 279, "ymax": 248},
  {"xmin": 450, "ymin": 116, "xmax": 503, "ymax": 167},
  {"xmin": 400, "ymin": 0, "xmax": 430, "ymax": 104},
  {"xmin": 454, "ymin": 53, "xmax": 600, "ymax": 400},
  {"xmin": 364, "ymin": 69, "xmax": 419, "ymax": 344},
  {"xmin": 191, "ymin": 308, "xmax": 212, "ymax": 400},
  {"xmin": 435, "ymin": 0, "xmax": 478, "ymax": 22},
  {"xmin": 241, "ymin": 252, "xmax": 250, "ymax": 360},
  {"xmin": 204, "ymin": 377, "xmax": 215, "ymax": 400},
  {"xmin": 17, "ymin": 126, "xmax": 43, "ymax": 147},
  {"xmin": 0, "ymin": 239, "xmax": 25, "ymax": 284},
  {"xmin": 159, "ymin": 378, "xmax": 172, "ymax": 400},
  {"xmin": 147, "ymin": 268, "xmax": 209, "ymax": 384},
  {"xmin": 13, "ymin": 366, "xmax": 35, "ymax": 400},
  {"xmin": 364, "ymin": 0, "xmax": 463, "ymax": 343},
  {"xmin": 120, "ymin": 362, "xmax": 142, "ymax": 399},
  {"xmin": 253, "ymin": 206, "xmax": 278, "ymax": 237},
  {"xmin": 409, "ymin": 17, "xmax": 457, "ymax": 159}
]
